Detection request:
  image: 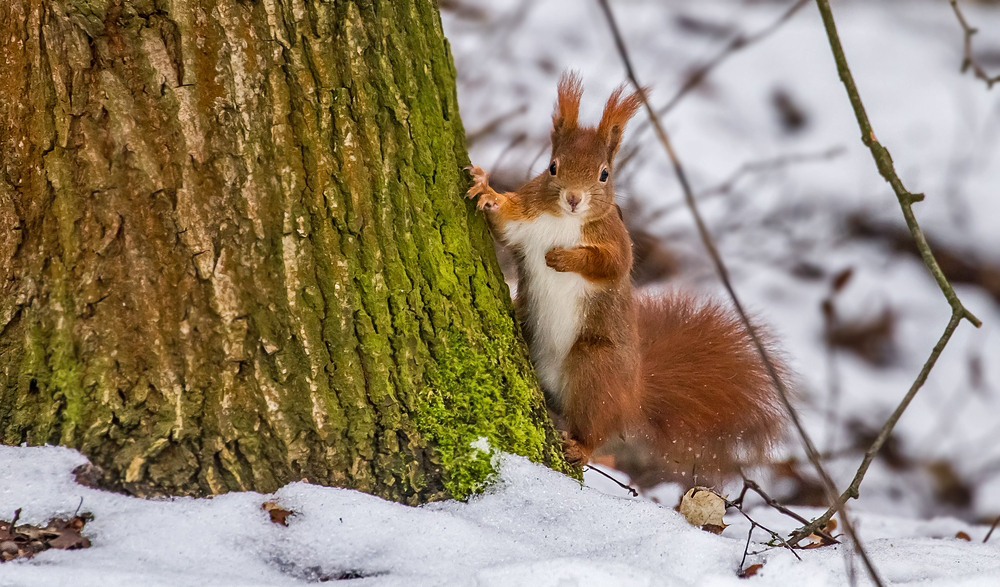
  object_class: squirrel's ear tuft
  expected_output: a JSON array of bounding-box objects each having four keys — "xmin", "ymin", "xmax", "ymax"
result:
[
  {"xmin": 552, "ymin": 71, "xmax": 584, "ymax": 146},
  {"xmin": 598, "ymin": 84, "xmax": 646, "ymax": 158}
]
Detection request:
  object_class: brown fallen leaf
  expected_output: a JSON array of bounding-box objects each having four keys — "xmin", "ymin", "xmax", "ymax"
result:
[
  {"xmin": 956, "ymin": 531, "xmax": 971, "ymax": 541},
  {"xmin": 740, "ymin": 563, "xmax": 763, "ymax": 578},
  {"xmin": 0, "ymin": 511, "xmax": 93, "ymax": 563},
  {"xmin": 262, "ymin": 501, "xmax": 294, "ymax": 526},
  {"xmin": 47, "ymin": 529, "xmax": 91, "ymax": 550}
]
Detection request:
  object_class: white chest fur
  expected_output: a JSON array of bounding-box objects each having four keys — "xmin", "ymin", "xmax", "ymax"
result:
[{"xmin": 504, "ymin": 214, "xmax": 589, "ymax": 407}]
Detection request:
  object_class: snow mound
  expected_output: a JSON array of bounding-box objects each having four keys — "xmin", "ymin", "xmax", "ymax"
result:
[{"xmin": 1, "ymin": 446, "xmax": 999, "ymax": 586}]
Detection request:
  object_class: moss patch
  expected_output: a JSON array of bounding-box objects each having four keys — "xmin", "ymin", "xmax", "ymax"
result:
[{"xmin": 418, "ymin": 329, "xmax": 572, "ymax": 500}]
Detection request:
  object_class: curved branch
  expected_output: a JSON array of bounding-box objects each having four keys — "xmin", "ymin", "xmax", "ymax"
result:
[
  {"xmin": 789, "ymin": 0, "xmax": 982, "ymax": 543},
  {"xmin": 948, "ymin": 0, "xmax": 1000, "ymax": 89}
]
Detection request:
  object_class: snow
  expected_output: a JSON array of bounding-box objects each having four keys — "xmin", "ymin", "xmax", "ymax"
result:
[
  {"xmin": 2, "ymin": 445, "xmax": 999, "ymax": 586},
  {"xmin": 3, "ymin": 0, "xmax": 1000, "ymax": 585}
]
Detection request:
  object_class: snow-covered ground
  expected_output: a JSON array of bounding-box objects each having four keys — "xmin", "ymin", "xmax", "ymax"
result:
[
  {"xmin": 3, "ymin": 0, "xmax": 1000, "ymax": 585},
  {"xmin": 2, "ymin": 446, "xmax": 999, "ymax": 586}
]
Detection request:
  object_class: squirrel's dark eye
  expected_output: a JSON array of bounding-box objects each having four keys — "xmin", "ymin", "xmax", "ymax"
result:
[
  {"xmin": 599, "ymin": 168, "xmax": 610, "ymax": 182},
  {"xmin": 549, "ymin": 161, "xmax": 557, "ymax": 176}
]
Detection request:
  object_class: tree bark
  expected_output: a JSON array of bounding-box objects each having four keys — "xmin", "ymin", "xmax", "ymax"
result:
[{"xmin": 0, "ymin": 0, "xmax": 565, "ymax": 503}]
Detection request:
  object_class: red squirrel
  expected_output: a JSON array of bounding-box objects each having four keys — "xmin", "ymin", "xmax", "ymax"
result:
[{"xmin": 466, "ymin": 72, "xmax": 786, "ymax": 480}]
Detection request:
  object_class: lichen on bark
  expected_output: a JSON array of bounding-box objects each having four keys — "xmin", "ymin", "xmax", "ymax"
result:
[{"xmin": 0, "ymin": 0, "xmax": 568, "ymax": 503}]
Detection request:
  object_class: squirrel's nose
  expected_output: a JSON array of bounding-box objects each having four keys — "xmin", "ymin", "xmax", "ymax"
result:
[{"xmin": 566, "ymin": 192, "xmax": 581, "ymax": 212}]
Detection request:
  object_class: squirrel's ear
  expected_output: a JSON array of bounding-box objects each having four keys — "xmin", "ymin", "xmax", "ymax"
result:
[
  {"xmin": 552, "ymin": 71, "xmax": 583, "ymax": 148},
  {"xmin": 598, "ymin": 84, "xmax": 646, "ymax": 159}
]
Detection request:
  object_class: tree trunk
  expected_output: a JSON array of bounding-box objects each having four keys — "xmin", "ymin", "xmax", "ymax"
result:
[{"xmin": 0, "ymin": 0, "xmax": 566, "ymax": 503}]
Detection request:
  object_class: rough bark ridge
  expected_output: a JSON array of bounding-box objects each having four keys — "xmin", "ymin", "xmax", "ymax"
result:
[{"xmin": 0, "ymin": 0, "xmax": 566, "ymax": 502}]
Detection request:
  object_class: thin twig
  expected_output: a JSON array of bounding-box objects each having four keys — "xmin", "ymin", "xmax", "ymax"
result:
[
  {"xmin": 595, "ymin": 2, "xmax": 881, "ymax": 583},
  {"xmin": 791, "ymin": 0, "xmax": 983, "ymax": 545},
  {"xmin": 984, "ymin": 515, "xmax": 1000, "ymax": 543},
  {"xmin": 583, "ymin": 465, "xmax": 638, "ymax": 497},
  {"xmin": 741, "ymin": 479, "xmax": 830, "ymax": 536},
  {"xmin": 813, "ymin": 0, "xmax": 981, "ymax": 329},
  {"xmin": 724, "ymin": 496, "xmax": 802, "ymax": 563},
  {"xmin": 740, "ymin": 523, "xmax": 755, "ymax": 571},
  {"xmin": 948, "ymin": 0, "xmax": 1000, "ymax": 89}
]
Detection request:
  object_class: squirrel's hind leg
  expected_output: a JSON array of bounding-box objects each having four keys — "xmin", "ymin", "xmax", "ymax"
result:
[{"xmin": 560, "ymin": 337, "xmax": 640, "ymax": 466}]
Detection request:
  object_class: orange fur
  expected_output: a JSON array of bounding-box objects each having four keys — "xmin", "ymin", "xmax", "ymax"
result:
[
  {"xmin": 598, "ymin": 84, "xmax": 645, "ymax": 157},
  {"xmin": 553, "ymin": 71, "xmax": 584, "ymax": 145},
  {"xmin": 465, "ymin": 73, "xmax": 788, "ymax": 476},
  {"xmin": 634, "ymin": 293, "xmax": 786, "ymax": 481}
]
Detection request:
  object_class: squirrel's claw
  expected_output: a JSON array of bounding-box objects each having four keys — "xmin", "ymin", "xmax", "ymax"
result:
[{"xmin": 465, "ymin": 165, "xmax": 504, "ymax": 211}]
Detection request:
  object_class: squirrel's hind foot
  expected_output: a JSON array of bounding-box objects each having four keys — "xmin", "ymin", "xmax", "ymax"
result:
[{"xmin": 560, "ymin": 430, "xmax": 592, "ymax": 467}]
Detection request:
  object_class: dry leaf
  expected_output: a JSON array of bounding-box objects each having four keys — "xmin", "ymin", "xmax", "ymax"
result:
[
  {"xmin": 0, "ymin": 511, "xmax": 93, "ymax": 563},
  {"xmin": 956, "ymin": 531, "xmax": 971, "ymax": 541},
  {"xmin": 678, "ymin": 487, "xmax": 727, "ymax": 530},
  {"xmin": 47, "ymin": 529, "xmax": 91, "ymax": 550},
  {"xmin": 740, "ymin": 563, "xmax": 763, "ymax": 578},
  {"xmin": 262, "ymin": 501, "xmax": 294, "ymax": 526}
]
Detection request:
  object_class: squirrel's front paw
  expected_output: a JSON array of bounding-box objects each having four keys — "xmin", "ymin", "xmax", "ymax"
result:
[
  {"xmin": 545, "ymin": 247, "xmax": 578, "ymax": 273},
  {"xmin": 465, "ymin": 165, "xmax": 505, "ymax": 211}
]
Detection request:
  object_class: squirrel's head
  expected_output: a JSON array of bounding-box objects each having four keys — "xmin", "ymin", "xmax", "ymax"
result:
[{"xmin": 545, "ymin": 71, "xmax": 645, "ymax": 219}]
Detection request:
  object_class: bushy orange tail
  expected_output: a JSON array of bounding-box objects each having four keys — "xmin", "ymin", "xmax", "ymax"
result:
[{"xmin": 634, "ymin": 292, "xmax": 787, "ymax": 482}]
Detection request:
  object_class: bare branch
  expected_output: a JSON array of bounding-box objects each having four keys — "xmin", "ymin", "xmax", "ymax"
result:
[
  {"xmin": 790, "ymin": 310, "xmax": 964, "ymax": 541},
  {"xmin": 788, "ymin": 0, "xmax": 982, "ymax": 546},
  {"xmin": 948, "ymin": 0, "xmax": 1000, "ymax": 89},
  {"xmin": 594, "ymin": 1, "xmax": 882, "ymax": 584}
]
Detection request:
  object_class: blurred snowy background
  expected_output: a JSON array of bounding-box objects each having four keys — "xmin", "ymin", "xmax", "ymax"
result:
[{"xmin": 443, "ymin": 0, "xmax": 1000, "ymax": 524}]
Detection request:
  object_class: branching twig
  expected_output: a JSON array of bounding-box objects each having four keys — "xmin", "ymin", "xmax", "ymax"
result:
[
  {"xmin": 948, "ymin": 0, "xmax": 1000, "ymax": 89},
  {"xmin": 724, "ymin": 495, "xmax": 802, "ymax": 567},
  {"xmin": 793, "ymin": 313, "xmax": 966, "ymax": 542},
  {"xmin": 596, "ymin": 1, "xmax": 883, "ymax": 583},
  {"xmin": 583, "ymin": 465, "xmax": 639, "ymax": 497},
  {"xmin": 791, "ymin": 0, "xmax": 983, "ymax": 546},
  {"xmin": 737, "ymin": 478, "xmax": 835, "ymax": 541}
]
